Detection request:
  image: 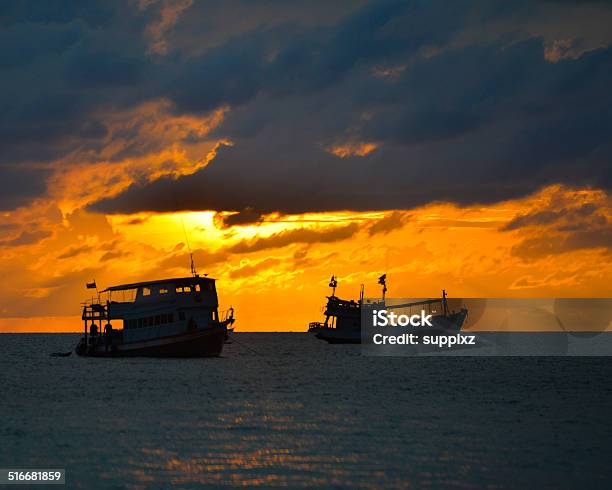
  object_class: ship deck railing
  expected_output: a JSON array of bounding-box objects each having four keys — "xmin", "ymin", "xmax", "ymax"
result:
[
  {"xmin": 81, "ymin": 302, "xmax": 109, "ymax": 321},
  {"xmin": 308, "ymin": 321, "xmax": 325, "ymax": 332}
]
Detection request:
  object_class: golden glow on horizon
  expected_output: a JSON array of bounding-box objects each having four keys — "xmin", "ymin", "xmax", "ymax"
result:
[{"xmin": 0, "ymin": 184, "xmax": 609, "ymax": 332}]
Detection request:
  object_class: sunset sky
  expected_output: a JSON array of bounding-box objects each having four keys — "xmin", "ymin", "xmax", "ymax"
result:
[{"xmin": 1, "ymin": 1, "xmax": 610, "ymax": 332}]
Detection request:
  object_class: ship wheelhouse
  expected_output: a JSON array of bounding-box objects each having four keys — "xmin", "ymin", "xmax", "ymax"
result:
[
  {"xmin": 323, "ymin": 296, "xmax": 361, "ymax": 330},
  {"xmin": 107, "ymin": 277, "xmax": 219, "ymax": 342}
]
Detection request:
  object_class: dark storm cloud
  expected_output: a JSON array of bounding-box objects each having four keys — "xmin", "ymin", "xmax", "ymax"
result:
[
  {"xmin": 0, "ymin": 166, "xmax": 51, "ymax": 210},
  {"xmin": 2, "ymin": 1, "xmax": 612, "ymax": 212},
  {"xmin": 218, "ymin": 208, "xmax": 265, "ymax": 228},
  {"xmin": 0, "ymin": 0, "xmax": 153, "ymax": 207}
]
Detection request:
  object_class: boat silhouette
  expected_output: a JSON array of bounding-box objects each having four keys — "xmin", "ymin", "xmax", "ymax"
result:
[
  {"xmin": 308, "ymin": 275, "xmax": 467, "ymax": 344},
  {"xmin": 75, "ymin": 275, "xmax": 235, "ymax": 357}
]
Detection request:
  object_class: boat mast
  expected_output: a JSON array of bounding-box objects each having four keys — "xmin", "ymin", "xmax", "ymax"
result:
[
  {"xmin": 378, "ymin": 274, "xmax": 387, "ymax": 301},
  {"xmin": 181, "ymin": 217, "xmax": 199, "ymax": 277},
  {"xmin": 442, "ymin": 289, "xmax": 448, "ymax": 316},
  {"xmin": 329, "ymin": 275, "xmax": 338, "ymax": 297},
  {"xmin": 190, "ymin": 252, "xmax": 198, "ymax": 277}
]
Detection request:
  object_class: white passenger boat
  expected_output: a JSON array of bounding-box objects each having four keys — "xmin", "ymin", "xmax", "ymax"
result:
[{"xmin": 75, "ymin": 275, "xmax": 234, "ymax": 357}]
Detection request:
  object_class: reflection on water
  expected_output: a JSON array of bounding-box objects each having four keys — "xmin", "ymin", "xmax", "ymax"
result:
[{"xmin": 1, "ymin": 333, "xmax": 612, "ymax": 489}]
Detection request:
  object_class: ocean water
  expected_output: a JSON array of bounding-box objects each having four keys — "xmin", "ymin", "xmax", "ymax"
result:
[{"xmin": 1, "ymin": 333, "xmax": 612, "ymax": 489}]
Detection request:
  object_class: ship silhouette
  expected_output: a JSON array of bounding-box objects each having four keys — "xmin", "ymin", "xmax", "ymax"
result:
[
  {"xmin": 308, "ymin": 275, "xmax": 467, "ymax": 344},
  {"xmin": 76, "ymin": 274, "xmax": 234, "ymax": 357}
]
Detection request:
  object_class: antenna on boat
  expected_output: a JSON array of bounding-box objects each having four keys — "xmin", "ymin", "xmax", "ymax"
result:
[
  {"xmin": 181, "ymin": 217, "xmax": 199, "ymax": 277},
  {"xmin": 442, "ymin": 289, "xmax": 448, "ymax": 317},
  {"xmin": 378, "ymin": 273, "xmax": 387, "ymax": 301},
  {"xmin": 329, "ymin": 275, "xmax": 338, "ymax": 297},
  {"xmin": 359, "ymin": 284, "xmax": 364, "ymax": 305}
]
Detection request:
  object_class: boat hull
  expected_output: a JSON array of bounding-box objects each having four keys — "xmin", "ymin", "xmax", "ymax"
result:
[
  {"xmin": 315, "ymin": 329, "xmax": 361, "ymax": 344},
  {"xmin": 76, "ymin": 326, "xmax": 226, "ymax": 358}
]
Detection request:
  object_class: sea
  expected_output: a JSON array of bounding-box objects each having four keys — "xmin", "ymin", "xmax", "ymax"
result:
[{"xmin": 1, "ymin": 333, "xmax": 611, "ymax": 489}]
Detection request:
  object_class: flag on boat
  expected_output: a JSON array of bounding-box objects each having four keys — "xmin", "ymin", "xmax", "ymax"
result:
[
  {"xmin": 86, "ymin": 281, "xmax": 97, "ymax": 289},
  {"xmin": 378, "ymin": 274, "xmax": 386, "ymax": 286}
]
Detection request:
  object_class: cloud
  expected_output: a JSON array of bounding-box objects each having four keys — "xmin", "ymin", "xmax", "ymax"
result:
[
  {"xmin": 368, "ymin": 211, "xmax": 409, "ymax": 235},
  {"xmin": 141, "ymin": 0, "xmax": 194, "ymax": 55},
  {"xmin": 327, "ymin": 141, "xmax": 379, "ymax": 158},
  {"xmin": 92, "ymin": 32, "xmax": 612, "ymax": 218},
  {"xmin": 228, "ymin": 223, "xmax": 359, "ymax": 254},
  {"xmin": 0, "ymin": 229, "xmax": 52, "ymax": 248},
  {"xmin": 157, "ymin": 248, "xmax": 229, "ymax": 271},
  {"xmin": 502, "ymin": 203, "xmax": 600, "ymax": 231},
  {"xmin": 216, "ymin": 207, "xmax": 264, "ymax": 228},
  {"xmin": 0, "ymin": 167, "xmax": 51, "ymax": 211},
  {"xmin": 100, "ymin": 250, "xmax": 128, "ymax": 262},
  {"xmin": 502, "ymin": 187, "xmax": 611, "ymax": 259},
  {"xmin": 57, "ymin": 244, "xmax": 96, "ymax": 259},
  {"xmin": 3, "ymin": 0, "xmax": 612, "ymax": 216},
  {"xmin": 511, "ymin": 229, "xmax": 612, "ymax": 259},
  {"xmin": 229, "ymin": 257, "xmax": 282, "ymax": 279}
]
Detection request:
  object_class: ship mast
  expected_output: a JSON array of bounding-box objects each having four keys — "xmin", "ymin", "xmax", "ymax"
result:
[
  {"xmin": 190, "ymin": 252, "xmax": 198, "ymax": 277},
  {"xmin": 181, "ymin": 217, "xmax": 199, "ymax": 277},
  {"xmin": 442, "ymin": 289, "xmax": 448, "ymax": 316},
  {"xmin": 329, "ymin": 275, "xmax": 338, "ymax": 297},
  {"xmin": 378, "ymin": 273, "xmax": 387, "ymax": 301}
]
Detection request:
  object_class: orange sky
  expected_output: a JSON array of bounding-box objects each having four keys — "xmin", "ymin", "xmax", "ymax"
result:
[
  {"xmin": 0, "ymin": 117, "xmax": 610, "ymax": 334},
  {"xmin": 2, "ymin": 3, "xmax": 612, "ymax": 333}
]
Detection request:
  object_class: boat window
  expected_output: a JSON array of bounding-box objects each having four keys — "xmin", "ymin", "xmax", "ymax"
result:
[
  {"xmin": 194, "ymin": 284, "xmax": 201, "ymax": 292},
  {"xmin": 159, "ymin": 287, "xmax": 169, "ymax": 295},
  {"xmin": 143, "ymin": 287, "xmax": 151, "ymax": 296}
]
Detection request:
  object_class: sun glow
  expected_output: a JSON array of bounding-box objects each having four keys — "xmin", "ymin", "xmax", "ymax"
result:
[{"xmin": 0, "ymin": 185, "xmax": 609, "ymax": 332}]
